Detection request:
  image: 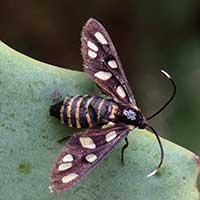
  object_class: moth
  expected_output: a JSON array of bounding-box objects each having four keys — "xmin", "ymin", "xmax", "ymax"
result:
[{"xmin": 49, "ymin": 18, "xmax": 175, "ymax": 193}]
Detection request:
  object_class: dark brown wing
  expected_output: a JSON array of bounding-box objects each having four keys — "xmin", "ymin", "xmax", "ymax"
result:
[
  {"xmin": 81, "ymin": 18, "xmax": 136, "ymax": 106},
  {"xmin": 50, "ymin": 125, "xmax": 130, "ymax": 193}
]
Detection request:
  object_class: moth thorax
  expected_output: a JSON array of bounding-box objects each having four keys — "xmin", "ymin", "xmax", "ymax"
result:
[{"xmin": 121, "ymin": 107, "xmax": 147, "ymax": 129}]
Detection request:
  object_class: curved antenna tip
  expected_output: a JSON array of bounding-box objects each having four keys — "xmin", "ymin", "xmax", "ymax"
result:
[
  {"xmin": 147, "ymin": 169, "xmax": 158, "ymax": 178},
  {"xmin": 160, "ymin": 69, "xmax": 171, "ymax": 79},
  {"xmin": 147, "ymin": 69, "xmax": 176, "ymax": 120}
]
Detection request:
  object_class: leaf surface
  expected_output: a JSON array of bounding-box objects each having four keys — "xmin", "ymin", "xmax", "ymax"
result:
[{"xmin": 0, "ymin": 41, "xmax": 199, "ymax": 200}]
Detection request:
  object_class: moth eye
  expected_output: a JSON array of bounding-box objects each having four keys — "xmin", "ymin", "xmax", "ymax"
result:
[{"xmin": 94, "ymin": 31, "xmax": 108, "ymax": 44}]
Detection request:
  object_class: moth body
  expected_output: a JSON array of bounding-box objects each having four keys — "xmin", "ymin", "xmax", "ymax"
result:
[
  {"xmin": 49, "ymin": 18, "xmax": 167, "ymax": 193},
  {"xmin": 50, "ymin": 95, "xmax": 146, "ymax": 129}
]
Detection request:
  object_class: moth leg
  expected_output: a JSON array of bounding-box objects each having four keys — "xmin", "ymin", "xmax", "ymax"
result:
[
  {"xmin": 121, "ymin": 137, "xmax": 129, "ymax": 165},
  {"xmin": 58, "ymin": 136, "xmax": 70, "ymax": 143}
]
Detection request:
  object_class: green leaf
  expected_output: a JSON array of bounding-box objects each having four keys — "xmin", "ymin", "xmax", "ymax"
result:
[{"xmin": 0, "ymin": 41, "xmax": 199, "ymax": 200}]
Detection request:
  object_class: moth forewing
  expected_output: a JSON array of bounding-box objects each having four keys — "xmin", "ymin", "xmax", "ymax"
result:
[
  {"xmin": 50, "ymin": 125, "xmax": 129, "ymax": 193},
  {"xmin": 81, "ymin": 18, "xmax": 136, "ymax": 106}
]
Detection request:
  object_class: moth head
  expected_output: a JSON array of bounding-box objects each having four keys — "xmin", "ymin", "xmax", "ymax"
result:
[{"xmin": 121, "ymin": 107, "xmax": 147, "ymax": 129}]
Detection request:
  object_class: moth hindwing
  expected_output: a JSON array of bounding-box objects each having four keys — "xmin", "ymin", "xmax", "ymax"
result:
[{"xmin": 50, "ymin": 125, "xmax": 129, "ymax": 193}]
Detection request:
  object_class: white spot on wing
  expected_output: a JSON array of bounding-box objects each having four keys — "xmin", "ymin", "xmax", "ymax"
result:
[
  {"xmin": 95, "ymin": 31, "xmax": 108, "ymax": 44},
  {"xmin": 62, "ymin": 173, "xmax": 78, "ymax": 183},
  {"xmin": 105, "ymin": 131, "xmax": 117, "ymax": 142},
  {"xmin": 88, "ymin": 50, "xmax": 97, "ymax": 58},
  {"xmin": 116, "ymin": 85, "xmax": 126, "ymax": 98},
  {"xmin": 58, "ymin": 163, "xmax": 72, "ymax": 171},
  {"xmin": 108, "ymin": 60, "xmax": 118, "ymax": 68},
  {"xmin": 62, "ymin": 154, "xmax": 74, "ymax": 162},
  {"xmin": 85, "ymin": 153, "xmax": 97, "ymax": 163},
  {"xmin": 87, "ymin": 41, "xmax": 98, "ymax": 52},
  {"xmin": 79, "ymin": 137, "xmax": 96, "ymax": 149},
  {"xmin": 94, "ymin": 71, "xmax": 112, "ymax": 80}
]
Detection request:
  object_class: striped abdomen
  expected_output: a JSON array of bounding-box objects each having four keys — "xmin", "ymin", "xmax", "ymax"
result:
[{"xmin": 50, "ymin": 95, "xmax": 120, "ymax": 128}]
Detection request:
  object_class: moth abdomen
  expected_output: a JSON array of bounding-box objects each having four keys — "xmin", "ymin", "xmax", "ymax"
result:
[{"xmin": 50, "ymin": 95, "xmax": 120, "ymax": 128}]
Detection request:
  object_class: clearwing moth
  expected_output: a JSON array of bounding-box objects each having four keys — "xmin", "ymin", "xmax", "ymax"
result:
[{"xmin": 49, "ymin": 18, "xmax": 176, "ymax": 193}]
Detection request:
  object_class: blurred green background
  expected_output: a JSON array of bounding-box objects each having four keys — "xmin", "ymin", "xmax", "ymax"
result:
[{"xmin": 1, "ymin": 0, "xmax": 200, "ymax": 155}]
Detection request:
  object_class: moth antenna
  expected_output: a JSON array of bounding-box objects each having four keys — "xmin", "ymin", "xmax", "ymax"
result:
[
  {"xmin": 145, "ymin": 125, "xmax": 164, "ymax": 177},
  {"xmin": 147, "ymin": 69, "xmax": 176, "ymax": 120}
]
